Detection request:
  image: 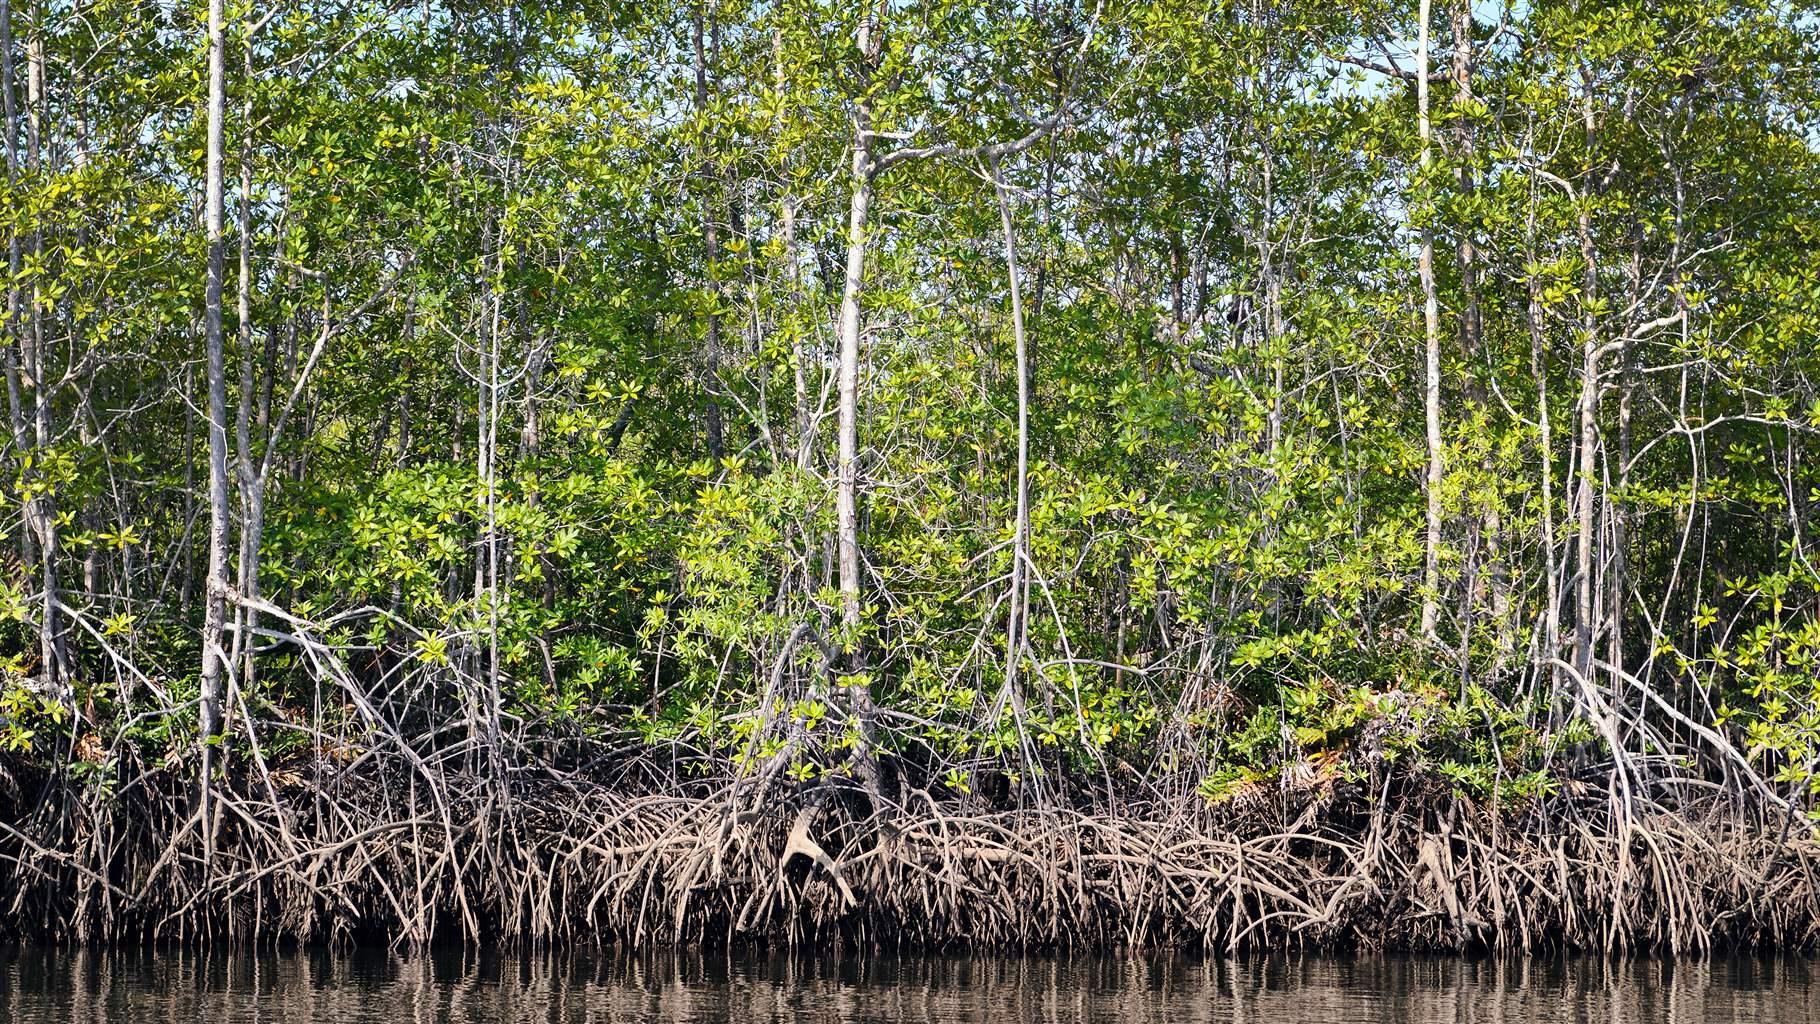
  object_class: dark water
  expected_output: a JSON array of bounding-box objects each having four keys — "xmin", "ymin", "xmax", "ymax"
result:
[{"xmin": 4, "ymin": 948, "xmax": 1818, "ymax": 1023}]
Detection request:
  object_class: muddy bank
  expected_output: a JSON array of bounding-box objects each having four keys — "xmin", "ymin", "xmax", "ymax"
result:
[{"xmin": 3, "ymin": 759, "xmax": 1815, "ymax": 953}]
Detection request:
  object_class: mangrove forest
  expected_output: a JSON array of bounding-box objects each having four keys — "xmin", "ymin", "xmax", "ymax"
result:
[{"xmin": 3, "ymin": 0, "xmax": 1820, "ymax": 953}]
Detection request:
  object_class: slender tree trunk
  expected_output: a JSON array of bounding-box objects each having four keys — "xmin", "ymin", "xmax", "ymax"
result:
[
  {"xmin": 1573, "ymin": 334, "xmax": 1598, "ymax": 685},
  {"xmin": 1525, "ymin": 176, "xmax": 1561, "ymax": 702},
  {"xmin": 1610, "ymin": 259, "xmax": 1636, "ymax": 685},
  {"xmin": 0, "ymin": 0, "xmax": 31, "ymax": 570},
  {"xmin": 520, "ymin": 319, "xmax": 551, "ymax": 611},
  {"xmin": 1611, "ymin": 111, "xmax": 1643, "ymax": 703},
  {"xmin": 1417, "ymin": 0, "xmax": 1445, "ymax": 646},
  {"xmin": 692, "ymin": 3, "xmax": 723, "ymax": 463},
  {"xmin": 23, "ymin": 4, "xmax": 63, "ymax": 685},
  {"xmin": 1573, "ymin": 85, "xmax": 1601, "ymax": 685},
  {"xmin": 1253, "ymin": 105, "xmax": 1285, "ymax": 629},
  {"xmin": 776, "ymin": 31, "xmax": 811, "ymax": 475},
  {"xmin": 774, "ymin": 29, "xmax": 816, "ymax": 614},
  {"xmin": 1450, "ymin": 1, "xmax": 1510, "ymax": 669},
  {"xmin": 1449, "ymin": 2, "xmax": 1481, "ymax": 362},
  {"xmin": 72, "ymin": 56, "xmax": 100, "ymax": 609},
  {"xmin": 472, "ymin": 235, "xmax": 506, "ymax": 774},
  {"xmin": 180, "ymin": 365, "xmax": 195, "ymax": 614},
  {"xmin": 784, "ymin": 193, "xmax": 810, "ymax": 471},
  {"xmin": 485, "ymin": 283, "xmax": 503, "ymax": 774},
  {"xmin": 198, "ymin": 0, "xmax": 231, "ymax": 831},
  {"xmin": 991, "ymin": 155, "xmax": 1032, "ymax": 706},
  {"xmin": 834, "ymin": 5, "xmax": 884, "ymax": 803},
  {"xmin": 231, "ymin": 61, "xmax": 260, "ymax": 696}
]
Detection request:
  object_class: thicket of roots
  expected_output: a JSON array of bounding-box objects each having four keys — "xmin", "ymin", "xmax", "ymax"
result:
[{"xmin": 3, "ymin": 749, "xmax": 1816, "ymax": 954}]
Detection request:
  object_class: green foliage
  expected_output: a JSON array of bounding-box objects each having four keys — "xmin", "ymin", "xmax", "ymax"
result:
[{"xmin": 0, "ymin": 0, "xmax": 1817, "ymax": 819}]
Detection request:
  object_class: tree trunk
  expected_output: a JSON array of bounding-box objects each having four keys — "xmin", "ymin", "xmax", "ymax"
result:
[
  {"xmin": 231, "ymin": 63, "xmax": 260, "ymax": 696},
  {"xmin": 1449, "ymin": 2, "xmax": 1481, "ymax": 362},
  {"xmin": 72, "ymin": 58, "xmax": 100, "ymax": 610},
  {"xmin": 835, "ymin": 6, "xmax": 883, "ymax": 803},
  {"xmin": 1417, "ymin": 0, "xmax": 1445, "ymax": 646},
  {"xmin": 991, "ymin": 155, "xmax": 1032, "ymax": 709},
  {"xmin": 1524, "ymin": 183, "xmax": 1561, "ymax": 702},
  {"xmin": 199, "ymin": 0, "xmax": 231, "ymax": 829},
  {"xmin": 473, "ymin": 236, "xmax": 506, "ymax": 775},
  {"xmin": 692, "ymin": 2, "xmax": 723, "ymax": 463},
  {"xmin": 0, "ymin": 0, "xmax": 32, "ymax": 571},
  {"xmin": 23, "ymin": 5, "xmax": 63, "ymax": 685},
  {"xmin": 1450, "ymin": 1, "xmax": 1510, "ymax": 671},
  {"xmin": 776, "ymin": 31, "xmax": 811, "ymax": 475},
  {"xmin": 1572, "ymin": 84, "xmax": 1601, "ymax": 685}
]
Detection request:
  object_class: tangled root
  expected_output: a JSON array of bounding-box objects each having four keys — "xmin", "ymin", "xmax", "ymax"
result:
[{"xmin": 4, "ymin": 757, "xmax": 1816, "ymax": 953}]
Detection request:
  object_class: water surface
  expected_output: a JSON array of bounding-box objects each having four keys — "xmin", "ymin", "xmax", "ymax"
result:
[{"xmin": 4, "ymin": 947, "xmax": 1816, "ymax": 1022}]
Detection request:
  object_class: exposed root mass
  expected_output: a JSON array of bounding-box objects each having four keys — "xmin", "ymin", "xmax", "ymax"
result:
[{"xmin": 3, "ymin": 760, "xmax": 1815, "ymax": 954}]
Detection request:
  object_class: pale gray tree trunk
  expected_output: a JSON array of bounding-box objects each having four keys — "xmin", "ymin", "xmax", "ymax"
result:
[
  {"xmin": 834, "ymin": 3, "xmax": 885, "ymax": 804},
  {"xmin": 0, "ymin": 0, "xmax": 31, "ymax": 572},
  {"xmin": 198, "ymin": 0, "xmax": 230, "ymax": 843},
  {"xmin": 991, "ymin": 156, "xmax": 1032, "ymax": 706},
  {"xmin": 1417, "ymin": 0, "xmax": 1444, "ymax": 645},
  {"xmin": 1572, "ymin": 87, "xmax": 1601, "ymax": 684},
  {"xmin": 20, "ymin": 5, "xmax": 63, "ymax": 685},
  {"xmin": 231, "ymin": 48, "xmax": 261, "ymax": 698},
  {"xmin": 692, "ymin": 3, "xmax": 723, "ymax": 462}
]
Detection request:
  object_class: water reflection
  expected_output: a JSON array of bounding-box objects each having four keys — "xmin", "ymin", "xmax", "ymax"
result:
[{"xmin": 3, "ymin": 947, "xmax": 1816, "ymax": 1023}]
